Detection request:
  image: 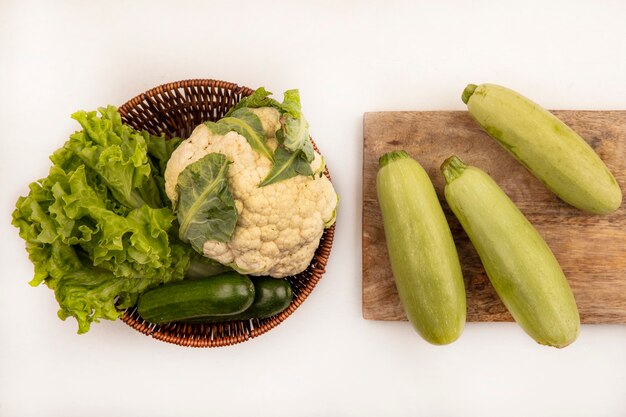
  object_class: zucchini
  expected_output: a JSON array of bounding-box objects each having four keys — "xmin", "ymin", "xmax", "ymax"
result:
[
  {"xmin": 441, "ymin": 156, "xmax": 580, "ymax": 348},
  {"xmin": 137, "ymin": 272, "xmax": 255, "ymax": 324},
  {"xmin": 376, "ymin": 151, "xmax": 465, "ymax": 345},
  {"xmin": 185, "ymin": 252, "xmax": 232, "ymax": 279},
  {"xmin": 463, "ymin": 83, "xmax": 622, "ymax": 214},
  {"xmin": 185, "ymin": 277, "xmax": 293, "ymax": 323}
]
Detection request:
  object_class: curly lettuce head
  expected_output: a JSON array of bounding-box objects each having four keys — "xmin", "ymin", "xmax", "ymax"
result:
[{"xmin": 12, "ymin": 106, "xmax": 190, "ymax": 333}]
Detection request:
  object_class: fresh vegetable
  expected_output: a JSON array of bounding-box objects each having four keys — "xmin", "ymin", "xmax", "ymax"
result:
[
  {"xmin": 176, "ymin": 153, "xmax": 237, "ymax": 253},
  {"xmin": 137, "ymin": 272, "xmax": 255, "ymax": 324},
  {"xmin": 185, "ymin": 277, "xmax": 293, "ymax": 323},
  {"xmin": 462, "ymin": 83, "xmax": 622, "ymax": 214},
  {"xmin": 185, "ymin": 251, "xmax": 232, "ymax": 279},
  {"xmin": 164, "ymin": 89, "xmax": 338, "ymax": 278},
  {"xmin": 224, "ymin": 88, "xmax": 315, "ymax": 170},
  {"xmin": 441, "ymin": 156, "xmax": 580, "ymax": 348},
  {"xmin": 12, "ymin": 106, "xmax": 193, "ymax": 333},
  {"xmin": 376, "ymin": 151, "xmax": 465, "ymax": 345},
  {"xmin": 170, "ymin": 88, "xmax": 315, "ymax": 190}
]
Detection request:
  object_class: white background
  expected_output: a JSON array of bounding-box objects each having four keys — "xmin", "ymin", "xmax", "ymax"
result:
[{"xmin": 1, "ymin": 1, "xmax": 625, "ymax": 416}]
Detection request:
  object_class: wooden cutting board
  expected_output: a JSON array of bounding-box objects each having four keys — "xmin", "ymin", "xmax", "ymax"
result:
[{"xmin": 362, "ymin": 110, "xmax": 626, "ymax": 324}]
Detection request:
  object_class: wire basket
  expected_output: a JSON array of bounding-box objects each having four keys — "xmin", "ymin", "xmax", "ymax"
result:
[{"xmin": 118, "ymin": 79, "xmax": 335, "ymax": 347}]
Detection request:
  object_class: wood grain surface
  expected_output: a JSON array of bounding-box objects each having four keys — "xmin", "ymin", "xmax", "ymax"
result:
[{"xmin": 362, "ymin": 111, "xmax": 626, "ymax": 324}]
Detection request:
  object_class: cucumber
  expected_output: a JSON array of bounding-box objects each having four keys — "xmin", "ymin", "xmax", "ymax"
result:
[
  {"xmin": 441, "ymin": 156, "xmax": 580, "ymax": 348},
  {"xmin": 137, "ymin": 272, "xmax": 255, "ymax": 324},
  {"xmin": 376, "ymin": 151, "xmax": 465, "ymax": 345},
  {"xmin": 463, "ymin": 83, "xmax": 622, "ymax": 214},
  {"xmin": 184, "ymin": 277, "xmax": 293, "ymax": 323}
]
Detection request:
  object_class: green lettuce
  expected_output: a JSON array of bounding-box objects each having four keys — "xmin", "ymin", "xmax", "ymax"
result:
[
  {"xmin": 67, "ymin": 107, "xmax": 162, "ymax": 209},
  {"xmin": 12, "ymin": 106, "xmax": 191, "ymax": 333},
  {"xmin": 146, "ymin": 134, "xmax": 184, "ymax": 205}
]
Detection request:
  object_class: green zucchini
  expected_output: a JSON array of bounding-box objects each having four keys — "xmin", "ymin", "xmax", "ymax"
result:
[
  {"xmin": 441, "ymin": 156, "xmax": 580, "ymax": 348},
  {"xmin": 377, "ymin": 151, "xmax": 465, "ymax": 345},
  {"xmin": 463, "ymin": 83, "xmax": 622, "ymax": 214},
  {"xmin": 184, "ymin": 277, "xmax": 293, "ymax": 323},
  {"xmin": 137, "ymin": 272, "xmax": 255, "ymax": 324}
]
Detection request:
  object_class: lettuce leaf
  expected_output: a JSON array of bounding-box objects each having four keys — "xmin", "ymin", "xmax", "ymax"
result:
[
  {"xmin": 68, "ymin": 107, "xmax": 161, "ymax": 209},
  {"xmin": 12, "ymin": 106, "xmax": 191, "ymax": 333},
  {"xmin": 176, "ymin": 153, "xmax": 237, "ymax": 253},
  {"xmin": 146, "ymin": 134, "xmax": 184, "ymax": 205},
  {"xmin": 147, "ymin": 134, "xmax": 183, "ymax": 177}
]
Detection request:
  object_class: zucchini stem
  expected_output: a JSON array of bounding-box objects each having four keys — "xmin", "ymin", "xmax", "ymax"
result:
[
  {"xmin": 379, "ymin": 150, "xmax": 410, "ymax": 168},
  {"xmin": 462, "ymin": 84, "xmax": 478, "ymax": 104},
  {"xmin": 441, "ymin": 155, "xmax": 467, "ymax": 184}
]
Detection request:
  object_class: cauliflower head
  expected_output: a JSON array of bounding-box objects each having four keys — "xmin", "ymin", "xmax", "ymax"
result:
[{"xmin": 165, "ymin": 107, "xmax": 337, "ymax": 278}]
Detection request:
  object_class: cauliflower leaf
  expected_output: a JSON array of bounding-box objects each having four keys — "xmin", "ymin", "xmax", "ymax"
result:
[
  {"xmin": 224, "ymin": 87, "xmax": 279, "ymax": 117},
  {"xmin": 259, "ymin": 147, "xmax": 313, "ymax": 187},
  {"xmin": 176, "ymin": 153, "xmax": 237, "ymax": 253},
  {"xmin": 277, "ymin": 89, "xmax": 302, "ymax": 118},
  {"xmin": 278, "ymin": 115, "xmax": 314, "ymax": 161},
  {"xmin": 275, "ymin": 90, "xmax": 315, "ymax": 163},
  {"xmin": 224, "ymin": 87, "xmax": 317, "ymax": 186},
  {"xmin": 216, "ymin": 108, "xmax": 274, "ymax": 162}
]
